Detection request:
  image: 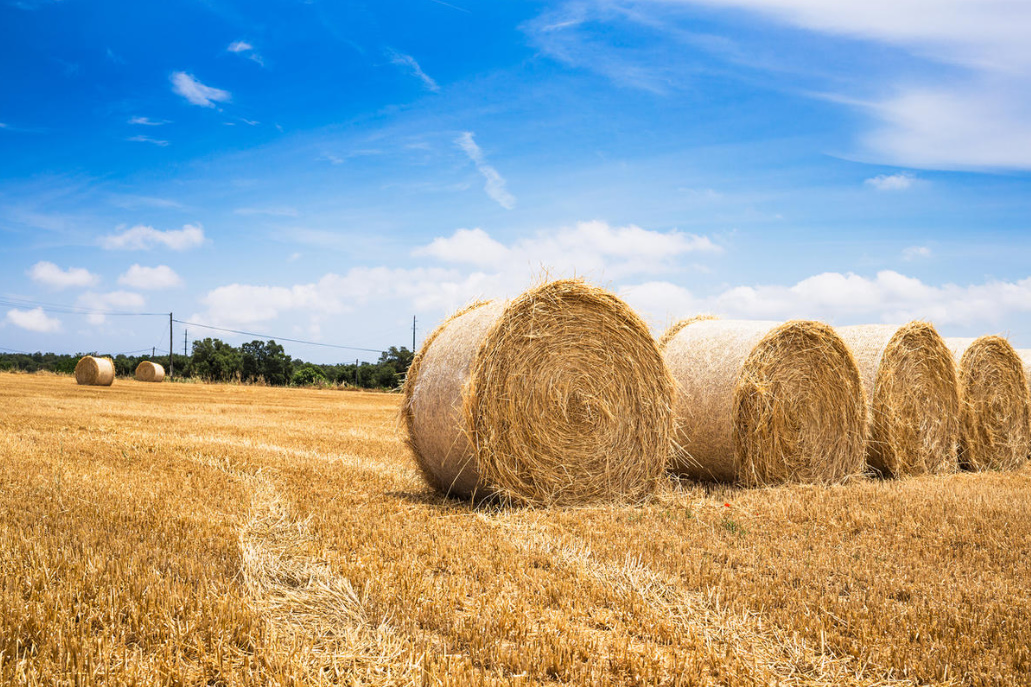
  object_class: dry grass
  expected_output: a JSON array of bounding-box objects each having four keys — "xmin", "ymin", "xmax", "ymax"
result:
[
  {"xmin": 404, "ymin": 280, "xmax": 673, "ymax": 506},
  {"xmin": 2, "ymin": 372, "xmax": 1030, "ymax": 685}
]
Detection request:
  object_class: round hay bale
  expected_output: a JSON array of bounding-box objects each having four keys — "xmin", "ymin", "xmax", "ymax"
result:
[
  {"xmin": 74, "ymin": 355, "xmax": 115, "ymax": 386},
  {"xmin": 135, "ymin": 361, "xmax": 165, "ymax": 383},
  {"xmin": 837, "ymin": 322, "xmax": 960, "ymax": 477},
  {"xmin": 946, "ymin": 336, "xmax": 1031, "ymax": 471},
  {"xmin": 660, "ymin": 319, "xmax": 866, "ymax": 485},
  {"xmin": 402, "ymin": 279, "xmax": 674, "ymax": 506}
]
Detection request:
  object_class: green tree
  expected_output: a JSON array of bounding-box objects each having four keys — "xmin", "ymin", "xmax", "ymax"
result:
[
  {"xmin": 191, "ymin": 338, "xmax": 242, "ymax": 382},
  {"xmin": 241, "ymin": 339, "xmax": 293, "ymax": 385},
  {"xmin": 291, "ymin": 364, "xmax": 327, "ymax": 387}
]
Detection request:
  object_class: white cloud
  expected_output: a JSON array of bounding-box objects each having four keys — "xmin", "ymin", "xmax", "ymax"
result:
[
  {"xmin": 129, "ymin": 116, "xmax": 168, "ymax": 126},
  {"xmin": 415, "ymin": 222, "xmax": 720, "ymax": 276},
  {"xmin": 6, "ymin": 307, "xmax": 61, "ymax": 333},
  {"xmin": 77, "ymin": 291, "xmax": 146, "ymax": 325},
  {"xmin": 622, "ymin": 270, "xmax": 1031, "ymax": 329},
  {"xmin": 118, "ymin": 264, "xmax": 183, "ymax": 290},
  {"xmin": 197, "ymin": 222, "xmax": 721, "ymax": 328},
  {"xmin": 227, "ymin": 40, "xmax": 264, "ymax": 66},
  {"xmin": 902, "ymin": 245, "xmax": 931, "ymax": 261},
  {"xmin": 386, "ymin": 50, "xmax": 440, "ymax": 92},
  {"xmin": 28, "ymin": 261, "xmax": 99, "ymax": 289},
  {"xmin": 170, "ymin": 72, "xmax": 231, "ymax": 108},
  {"xmin": 101, "ymin": 223, "xmax": 206, "ymax": 251},
  {"xmin": 127, "ymin": 135, "xmax": 169, "ymax": 147},
  {"xmin": 456, "ymin": 132, "xmax": 515, "ymax": 209},
  {"xmin": 864, "ymin": 171, "xmax": 915, "ymax": 190}
]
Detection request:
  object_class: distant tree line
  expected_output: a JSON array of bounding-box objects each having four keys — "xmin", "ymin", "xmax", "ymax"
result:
[{"xmin": 0, "ymin": 339, "xmax": 414, "ymax": 390}]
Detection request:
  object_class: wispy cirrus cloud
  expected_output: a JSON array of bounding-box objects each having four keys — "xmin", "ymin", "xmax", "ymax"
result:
[
  {"xmin": 386, "ymin": 49, "xmax": 440, "ymax": 92},
  {"xmin": 127, "ymin": 135, "xmax": 169, "ymax": 147},
  {"xmin": 170, "ymin": 72, "xmax": 231, "ymax": 108},
  {"xmin": 455, "ymin": 132, "xmax": 515, "ymax": 209},
  {"xmin": 129, "ymin": 116, "xmax": 168, "ymax": 126},
  {"xmin": 228, "ymin": 40, "xmax": 264, "ymax": 66},
  {"xmin": 101, "ymin": 223, "xmax": 206, "ymax": 251}
]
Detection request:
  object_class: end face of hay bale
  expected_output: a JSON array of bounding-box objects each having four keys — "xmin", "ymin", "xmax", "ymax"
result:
[
  {"xmin": 734, "ymin": 320, "xmax": 867, "ymax": 486},
  {"xmin": 135, "ymin": 361, "xmax": 166, "ymax": 383},
  {"xmin": 949, "ymin": 336, "xmax": 1031, "ymax": 471},
  {"xmin": 839, "ymin": 322, "xmax": 960, "ymax": 477},
  {"xmin": 403, "ymin": 280, "xmax": 674, "ymax": 506},
  {"xmin": 74, "ymin": 355, "xmax": 115, "ymax": 386}
]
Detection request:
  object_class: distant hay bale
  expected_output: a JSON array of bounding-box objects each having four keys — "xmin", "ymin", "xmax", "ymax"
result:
[
  {"xmin": 661, "ymin": 319, "xmax": 866, "ymax": 485},
  {"xmin": 74, "ymin": 355, "xmax": 115, "ymax": 386},
  {"xmin": 402, "ymin": 279, "xmax": 674, "ymax": 506},
  {"xmin": 135, "ymin": 361, "xmax": 165, "ymax": 383},
  {"xmin": 838, "ymin": 323, "xmax": 960, "ymax": 477},
  {"xmin": 946, "ymin": 336, "xmax": 1031, "ymax": 471}
]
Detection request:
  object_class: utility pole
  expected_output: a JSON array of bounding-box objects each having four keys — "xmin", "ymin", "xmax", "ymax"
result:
[
  {"xmin": 184, "ymin": 330, "xmax": 188, "ymax": 358},
  {"xmin": 152, "ymin": 346, "xmax": 155, "ymax": 358},
  {"xmin": 355, "ymin": 358, "xmax": 359, "ymax": 387},
  {"xmin": 169, "ymin": 313, "xmax": 174, "ymax": 380},
  {"xmin": 412, "ymin": 315, "xmax": 416, "ymax": 352}
]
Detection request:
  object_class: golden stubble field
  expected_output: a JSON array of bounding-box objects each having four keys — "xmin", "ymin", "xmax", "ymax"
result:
[{"xmin": 1, "ymin": 372, "xmax": 1029, "ymax": 686}]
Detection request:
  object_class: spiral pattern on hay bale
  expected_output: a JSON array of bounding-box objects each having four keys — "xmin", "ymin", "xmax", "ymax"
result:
[
  {"xmin": 947, "ymin": 336, "xmax": 1031, "ymax": 471},
  {"xmin": 838, "ymin": 322, "xmax": 960, "ymax": 477},
  {"xmin": 74, "ymin": 356, "xmax": 115, "ymax": 386},
  {"xmin": 402, "ymin": 280, "xmax": 674, "ymax": 506},
  {"xmin": 135, "ymin": 361, "xmax": 165, "ymax": 383},
  {"xmin": 661, "ymin": 319, "xmax": 866, "ymax": 486}
]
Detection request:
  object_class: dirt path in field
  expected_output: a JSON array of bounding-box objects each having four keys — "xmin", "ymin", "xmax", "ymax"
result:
[{"xmin": 487, "ymin": 514, "xmax": 928, "ymax": 687}]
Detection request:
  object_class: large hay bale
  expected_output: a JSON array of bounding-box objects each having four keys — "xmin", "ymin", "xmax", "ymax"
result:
[
  {"xmin": 135, "ymin": 361, "xmax": 165, "ymax": 383},
  {"xmin": 838, "ymin": 322, "xmax": 960, "ymax": 477},
  {"xmin": 946, "ymin": 336, "xmax": 1031, "ymax": 470},
  {"xmin": 74, "ymin": 355, "xmax": 115, "ymax": 386},
  {"xmin": 402, "ymin": 279, "xmax": 674, "ymax": 506},
  {"xmin": 660, "ymin": 319, "xmax": 866, "ymax": 485}
]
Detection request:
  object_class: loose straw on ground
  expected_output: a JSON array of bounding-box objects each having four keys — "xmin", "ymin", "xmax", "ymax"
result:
[
  {"xmin": 402, "ymin": 279, "xmax": 674, "ymax": 506},
  {"xmin": 74, "ymin": 355, "xmax": 115, "ymax": 386},
  {"xmin": 946, "ymin": 336, "xmax": 1031, "ymax": 471},
  {"xmin": 660, "ymin": 319, "xmax": 866, "ymax": 486},
  {"xmin": 837, "ymin": 323, "xmax": 960, "ymax": 477},
  {"xmin": 135, "ymin": 361, "xmax": 165, "ymax": 382}
]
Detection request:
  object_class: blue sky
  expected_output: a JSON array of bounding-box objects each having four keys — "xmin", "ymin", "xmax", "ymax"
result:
[{"xmin": 2, "ymin": 0, "xmax": 1031, "ymax": 362}]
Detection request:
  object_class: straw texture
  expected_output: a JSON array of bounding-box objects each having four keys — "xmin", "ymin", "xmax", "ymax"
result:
[
  {"xmin": 838, "ymin": 323, "xmax": 960, "ymax": 477},
  {"xmin": 135, "ymin": 361, "xmax": 165, "ymax": 383},
  {"xmin": 661, "ymin": 319, "xmax": 866, "ymax": 485},
  {"xmin": 947, "ymin": 336, "xmax": 1031, "ymax": 471},
  {"xmin": 402, "ymin": 280, "xmax": 674, "ymax": 506},
  {"xmin": 74, "ymin": 356, "xmax": 115, "ymax": 386}
]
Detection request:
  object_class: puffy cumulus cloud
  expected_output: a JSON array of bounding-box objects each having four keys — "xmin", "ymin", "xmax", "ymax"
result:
[
  {"xmin": 415, "ymin": 222, "xmax": 721, "ymax": 277},
  {"xmin": 101, "ymin": 223, "xmax": 205, "ymax": 251},
  {"xmin": 76, "ymin": 291, "xmax": 146, "ymax": 325},
  {"xmin": 28, "ymin": 261, "xmax": 99, "ymax": 289},
  {"xmin": 196, "ymin": 268, "xmax": 494, "ymax": 327},
  {"xmin": 5, "ymin": 307, "xmax": 61, "ymax": 333},
  {"xmin": 118, "ymin": 264, "xmax": 183, "ymax": 290},
  {"xmin": 195, "ymin": 222, "xmax": 721, "ymax": 333},
  {"xmin": 865, "ymin": 172, "xmax": 916, "ymax": 190},
  {"xmin": 170, "ymin": 72, "xmax": 231, "ymax": 108},
  {"xmin": 620, "ymin": 271, "xmax": 1031, "ymax": 329}
]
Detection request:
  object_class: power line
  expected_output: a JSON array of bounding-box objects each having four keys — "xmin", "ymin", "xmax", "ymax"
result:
[
  {"xmin": 0, "ymin": 345, "xmax": 33, "ymax": 354},
  {"xmin": 171, "ymin": 319, "xmax": 383, "ymax": 354},
  {"xmin": 0, "ymin": 295, "xmax": 166, "ymax": 317}
]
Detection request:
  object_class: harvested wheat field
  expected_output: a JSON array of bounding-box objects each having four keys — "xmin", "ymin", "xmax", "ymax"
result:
[{"xmin": 2, "ymin": 373, "xmax": 1030, "ymax": 686}]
